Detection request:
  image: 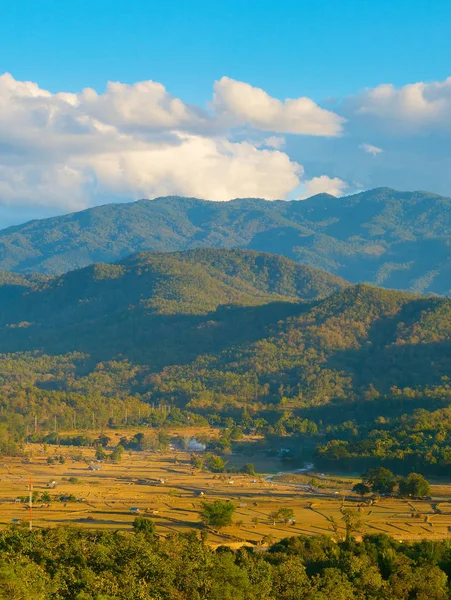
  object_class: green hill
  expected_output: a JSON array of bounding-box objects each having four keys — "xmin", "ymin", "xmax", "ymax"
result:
[
  {"xmin": 1, "ymin": 249, "xmax": 451, "ymax": 473},
  {"xmin": 3, "ymin": 188, "xmax": 451, "ymax": 293},
  {"xmin": 0, "ymin": 248, "xmax": 347, "ymax": 358},
  {"xmin": 0, "ymin": 251, "xmax": 449, "ymax": 404}
]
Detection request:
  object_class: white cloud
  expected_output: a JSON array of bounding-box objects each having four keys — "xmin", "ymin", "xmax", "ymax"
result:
[
  {"xmin": 8, "ymin": 71, "xmax": 451, "ymax": 220},
  {"xmin": 0, "ymin": 73, "xmax": 310, "ymax": 210},
  {"xmin": 263, "ymin": 135, "xmax": 286, "ymax": 149},
  {"xmin": 213, "ymin": 76, "xmax": 345, "ymax": 136},
  {"xmin": 297, "ymin": 175, "xmax": 348, "ymax": 199},
  {"xmin": 360, "ymin": 143, "xmax": 383, "ymax": 156},
  {"xmin": 86, "ymin": 135, "xmax": 302, "ymax": 201},
  {"xmin": 348, "ymin": 77, "xmax": 451, "ymax": 134},
  {"xmin": 78, "ymin": 80, "xmax": 211, "ymax": 133}
]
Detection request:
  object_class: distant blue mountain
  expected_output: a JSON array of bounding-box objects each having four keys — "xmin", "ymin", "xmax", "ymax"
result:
[{"xmin": 1, "ymin": 187, "xmax": 451, "ymax": 293}]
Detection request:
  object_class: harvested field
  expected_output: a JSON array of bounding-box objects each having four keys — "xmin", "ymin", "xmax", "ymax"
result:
[{"xmin": 1, "ymin": 442, "xmax": 451, "ymax": 546}]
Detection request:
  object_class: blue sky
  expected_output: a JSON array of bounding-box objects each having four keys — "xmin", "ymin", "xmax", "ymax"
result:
[
  {"xmin": 3, "ymin": 0, "xmax": 450, "ymax": 102},
  {"xmin": 2, "ymin": 0, "xmax": 451, "ymax": 227}
]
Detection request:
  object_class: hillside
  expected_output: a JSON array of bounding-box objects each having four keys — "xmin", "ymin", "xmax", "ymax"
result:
[
  {"xmin": 0, "ymin": 256, "xmax": 450, "ymax": 405},
  {"xmin": 1, "ymin": 252, "xmax": 451, "ymax": 473},
  {"xmin": 2, "ymin": 188, "xmax": 451, "ymax": 293},
  {"xmin": 0, "ymin": 248, "xmax": 347, "ymax": 359}
]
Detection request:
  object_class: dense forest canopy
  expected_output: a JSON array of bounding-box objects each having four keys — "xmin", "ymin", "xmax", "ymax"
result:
[
  {"xmin": 0, "ymin": 248, "xmax": 451, "ymax": 473},
  {"xmin": 1, "ymin": 526, "xmax": 451, "ymax": 599},
  {"xmin": 3, "ymin": 187, "xmax": 451, "ymax": 293}
]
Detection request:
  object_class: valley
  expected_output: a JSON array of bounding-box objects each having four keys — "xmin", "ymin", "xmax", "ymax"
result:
[{"xmin": 2, "ymin": 435, "xmax": 451, "ymax": 546}]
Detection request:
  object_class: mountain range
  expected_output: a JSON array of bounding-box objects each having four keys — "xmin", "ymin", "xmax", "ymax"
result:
[
  {"xmin": 2, "ymin": 187, "xmax": 451, "ymax": 294},
  {"xmin": 1, "ymin": 242, "xmax": 451, "ymax": 476},
  {"xmin": 0, "ymin": 248, "xmax": 347, "ymax": 363},
  {"xmin": 1, "ymin": 246, "xmax": 450, "ymax": 410}
]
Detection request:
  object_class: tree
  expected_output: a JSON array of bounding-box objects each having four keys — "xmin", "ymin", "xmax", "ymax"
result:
[
  {"xmin": 398, "ymin": 473, "xmax": 430, "ymax": 498},
  {"xmin": 201, "ymin": 500, "xmax": 236, "ymax": 529},
  {"xmin": 110, "ymin": 444, "xmax": 124, "ymax": 463},
  {"xmin": 133, "ymin": 516, "xmax": 156, "ymax": 537},
  {"xmin": 268, "ymin": 511, "xmax": 279, "ymax": 526},
  {"xmin": 95, "ymin": 446, "xmax": 107, "ymax": 460},
  {"xmin": 341, "ymin": 508, "xmax": 362, "ymax": 542},
  {"xmin": 157, "ymin": 431, "xmax": 171, "ymax": 452},
  {"xmin": 95, "ymin": 434, "xmax": 111, "ymax": 448},
  {"xmin": 206, "ymin": 454, "xmax": 227, "ymax": 473},
  {"xmin": 269, "ymin": 507, "xmax": 294, "ymax": 525},
  {"xmin": 229, "ymin": 426, "xmax": 243, "ymax": 441},
  {"xmin": 240, "ymin": 463, "xmax": 256, "ymax": 476},
  {"xmin": 353, "ymin": 482, "xmax": 371, "ymax": 498},
  {"xmin": 362, "ymin": 468, "xmax": 396, "ymax": 495},
  {"xmin": 278, "ymin": 507, "xmax": 295, "ymax": 524},
  {"xmin": 190, "ymin": 454, "xmax": 204, "ymax": 469}
]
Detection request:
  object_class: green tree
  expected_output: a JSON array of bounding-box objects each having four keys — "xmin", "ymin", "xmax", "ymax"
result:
[
  {"xmin": 278, "ymin": 507, "xmax": 295, "ymax": 524},
  {"xmin": 240, "ymin": 463, "xmax": 256, "ymax": 476},
  {"xmin": 398, "ymin": 473, "xmax": 430, "ymax": 498},
  {"xmin": 353, "ymin": 482, "xmax": 371, "ymax": 498},
  {"xmin": 201, "ymin": 500, "xmax": 236, "ymax": 529},
  {"xmin": 363, "ymin": 467, "xmax": 396, "ymax": 495},
  {"xmin": 268, "ymin": 507, "xmax": 294, "ymax": 525},
  {"xmin": 95, "ymin": 446, "xmax": 107, "ymax": 460},
  {"xmin": 110, "ymin": 444, "xmax": 124, "ymax": 463},
  {"xmin": 190, "ymin": 454, "xmax": 204, "ymax": 469},
  {"xmin": 133, "ymin": 516, "xmax": 156, "ymax": 537},
  {"xmin": 95, "ymin": 434, "xmax": 111, "ymax": 448},
  {"xmin": 206, "ymin": 454, "xmax": 227, "ymax": 473}
]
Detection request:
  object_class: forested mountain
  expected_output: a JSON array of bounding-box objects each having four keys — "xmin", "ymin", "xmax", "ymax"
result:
[
  {"xmin": 1, "ymin": 247, "xmax": 451, "ymax": 471},
  {"xmin": 0, "ymin": 248, "xmax": 346, "ymax": 363},
  {"xmin": 0, "ymin": 250, "xmax": 449, "ymax": 412},
  {"xmin": 3, "ymin": 187, "xmax": 451, "ymax": 293},
  {"xmin": 0, "ymin": 246, "xmax": 346, "ymax": 321}
]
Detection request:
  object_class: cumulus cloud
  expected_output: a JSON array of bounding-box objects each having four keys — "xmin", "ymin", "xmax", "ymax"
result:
[
  {"xmin": 86, "ymin": 135, "xmax": 302, "ymax": 201},
  {"xmin": 9, "ymin": 70, "xmax": 451, "ymax": 221},
  {"xmin": 77, "ymin": 80, "xmax": 211, "ymax": 133},
  {"xmin": 213, "ymin": 76, "xmax": 345, "ymax": 136},
  {"xmin": 360, "ymin": 143, "xmax": 383, "ymax": 156},
  {"xmin": 297, "ymin": 175, "xmax": 348, "ymax": 199},
  {"xmin": 348, "ymin": 77, "xmax": 451, "ymax": 134},
  {"xmin": 0, "ymin": 73, "xmax": 315, "ymax": 211}
]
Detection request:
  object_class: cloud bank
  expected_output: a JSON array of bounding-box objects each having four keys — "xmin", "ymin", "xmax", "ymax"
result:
[
  {"xmin": 3, "ymin": 72, "xmax": 451, "ymax": 226},
  {"xmin": 0, "ymin": 73, "xmax": 343, "ymax": 214}
]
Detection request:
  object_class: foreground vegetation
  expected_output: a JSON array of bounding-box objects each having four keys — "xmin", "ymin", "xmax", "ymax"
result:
[{"xmin": 1, "ymin": 524, "xmax": 451, "ymax": 599}]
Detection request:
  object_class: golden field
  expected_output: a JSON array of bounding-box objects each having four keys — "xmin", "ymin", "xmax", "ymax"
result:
[{"xmin": 1, "ymin": 434, "xmax": 451, "ymax": 547}]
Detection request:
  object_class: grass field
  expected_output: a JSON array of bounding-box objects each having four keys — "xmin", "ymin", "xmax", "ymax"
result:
[{"xmin": 2, "ymin": 437, "xmax": 451, "ymax": 547}]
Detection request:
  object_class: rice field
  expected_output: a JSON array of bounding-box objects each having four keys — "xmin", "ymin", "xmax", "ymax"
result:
[{"xmin": 1, "ymin": 441, "xmax": 451, "ymax": 546}]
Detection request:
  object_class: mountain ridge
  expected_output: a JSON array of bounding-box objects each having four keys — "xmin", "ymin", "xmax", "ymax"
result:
[{"xmin": 2, "ymin": 187, "xmax": 451, "ymax": 293}]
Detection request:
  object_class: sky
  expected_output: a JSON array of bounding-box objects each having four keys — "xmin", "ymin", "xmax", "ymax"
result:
[{"xmin": 2, "ymin": 0, "xmax": 451, "ymax": 227}]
